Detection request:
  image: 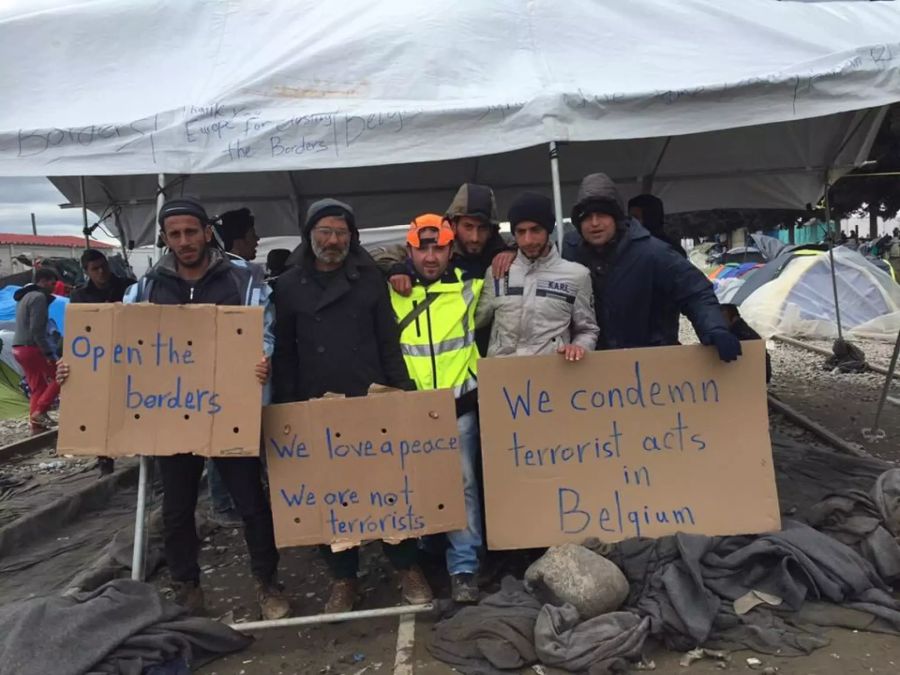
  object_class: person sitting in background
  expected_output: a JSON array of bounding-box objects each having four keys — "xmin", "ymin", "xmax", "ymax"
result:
[{"xmin": 12, "ymin": 267, "xmax": 60, "ymax": 434}]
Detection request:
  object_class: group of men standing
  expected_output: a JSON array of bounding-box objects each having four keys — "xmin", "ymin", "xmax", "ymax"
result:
[{"xmin": 54, "ymin": 172, "xmax": 742, "ymax": 620}]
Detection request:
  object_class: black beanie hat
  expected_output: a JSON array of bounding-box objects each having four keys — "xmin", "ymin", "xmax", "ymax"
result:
[
  {"xmin": 508, "ymin": 192, "xmax": 556, "ymax": 234},
  {"xmin": 158, "ymin": 197, "xmax": 209, "ymax": 228}
]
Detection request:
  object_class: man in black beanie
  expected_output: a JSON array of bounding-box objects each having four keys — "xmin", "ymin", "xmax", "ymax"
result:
[
  {"xmin": 57, "ymin": 196, "xmax": 289, "ymax": 621},
  {"xmin": 271, "ymin": 198, "xmax": 432, "ymax": 613},
  {"xmin": 476, "ymin": 192, "xmax": 598, "ymax": 359},
  {"xmin": 566, "ymin": 173, "xmax": 740, "ymax": 360}
]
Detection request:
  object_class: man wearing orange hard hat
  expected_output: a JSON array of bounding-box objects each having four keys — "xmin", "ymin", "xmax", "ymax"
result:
[{"xmin": 389, "ymin": 214, "xmax": 485, "ymax": 603}]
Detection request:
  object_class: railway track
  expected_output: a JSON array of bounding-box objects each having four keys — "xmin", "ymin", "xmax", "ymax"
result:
[{"xmin": 0, "ymin": 428, "xmax": 58, "ymax": 463}]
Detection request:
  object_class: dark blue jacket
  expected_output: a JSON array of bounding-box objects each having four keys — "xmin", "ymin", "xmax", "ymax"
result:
[{"xmin": 566, "ymin": 220, "xmax": 728, "ymax": 349}]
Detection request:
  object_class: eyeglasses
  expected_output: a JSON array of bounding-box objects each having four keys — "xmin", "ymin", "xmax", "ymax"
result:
[{"xmin": 312, "ymin": 227, "xmax": 351, "ymax": 240}]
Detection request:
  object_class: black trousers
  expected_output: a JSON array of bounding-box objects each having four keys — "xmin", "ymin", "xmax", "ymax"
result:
[
  {"xmin": 321, "ymin": 540, "xmax": 418, "ymax": 580},
  {"xmin": 157, "ymin": 454, "xmax": 279, "ymax": 584}
]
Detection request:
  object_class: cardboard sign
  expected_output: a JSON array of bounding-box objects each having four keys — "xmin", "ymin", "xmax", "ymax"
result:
[
  {"xmin": 263, "ymin": 388, "xmax": 466, "ymax": 549},
  {"xmin": 478, "ymin": 342, "xmax": 779, "ymax": 549},
  {"xmin": 58, "ymin": 303, "xmax": 264, "ymax": 457}
]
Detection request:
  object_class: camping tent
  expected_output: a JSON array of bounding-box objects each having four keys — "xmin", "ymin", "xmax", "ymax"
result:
[
  {"xmin": 2, "ymin": 0, "xmax": 900, "ymax": 246},
  {"xmin": 738, "ymin": 247, "xmax": 900, "ymax": 339}
]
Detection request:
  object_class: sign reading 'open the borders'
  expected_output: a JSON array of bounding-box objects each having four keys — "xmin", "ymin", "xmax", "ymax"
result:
[{"xmin": 58, "ymin": 303, "xmax": 264, "ymax": 457}]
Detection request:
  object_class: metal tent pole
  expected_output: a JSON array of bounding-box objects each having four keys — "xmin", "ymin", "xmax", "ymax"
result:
[
  {"xmin": 79, "ymin": 176, "xmax": 90, "ymax": 248},
  {"xmin": 130, "ymin": 173, "xmax": 167, "ymax": 581},
  {"xmin": 824, "ymin": 181, "xmax": 844, "ymax": 342},
  {"xmin": 230, "ymin": 602, "xmax": 434, "ymax": 633},
  {"xmin": 549, "ymin": 142, "xmax": 565, "ymax": 251},
  {"xmin": 153, "ymin": 173, "xmax": 166, "ymax": 266},
  {"xmin": 130, "ymin": 457, "xmax": 150, "ymax": 580}
]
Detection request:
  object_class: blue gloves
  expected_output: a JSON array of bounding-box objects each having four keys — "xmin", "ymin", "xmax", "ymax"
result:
[{"xmin": 701, "ymin": 330, "xmax": 743, "ymax": 363}]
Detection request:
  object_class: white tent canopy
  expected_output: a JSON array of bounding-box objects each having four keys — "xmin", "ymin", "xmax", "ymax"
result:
[{"xmin": 3, "ymin": 0, "xmax": 900, "ymax": 245}]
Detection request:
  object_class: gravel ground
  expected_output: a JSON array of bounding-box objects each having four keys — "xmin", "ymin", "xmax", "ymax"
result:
[
  {"xmin": 0, "ymin": 415, "xmax": 34, "ymax": 447},
  {"xmin": 680, "ymin": 319, "xmax": 900, "ymax": 462}
]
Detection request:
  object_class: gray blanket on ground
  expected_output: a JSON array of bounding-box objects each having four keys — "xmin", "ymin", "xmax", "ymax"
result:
[
  {"xmin": 0, "ymin": 579, "xmax": 251, "ymax": 675},
  {"xmin": 605, "ymin": 520, "xmax": 900, "ymax": 655},
  {"xmin": 429, "ymin": 577, "xmax": 649, "ymax": 675},
  {"xmin": 429, "ymin": 577, "xmax": 541, "ymax": 675},
  {"xmin": 534, "ymin": 604, "xmax": 650, "ymax": 674},
  {"xmin": 805, "ymin": 468, "xmax": 900, "ymax": 582}
]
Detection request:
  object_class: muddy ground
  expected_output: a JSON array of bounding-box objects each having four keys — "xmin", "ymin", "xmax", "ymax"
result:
[{"xmin": 2, "ymin": 331, "xmax": 898, "ymax": 674}]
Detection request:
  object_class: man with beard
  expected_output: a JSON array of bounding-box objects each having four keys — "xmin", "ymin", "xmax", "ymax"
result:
[
  {"xmin": 475, "ymin": 193, "xmax": 599, "ymax": 358},
  {"xmin": 272, "ymin": 198, "xmax": 433, "ymax": 613},
  {"xmin": 387, "ymin": 183, "xmax": 515, "ymax": 355},
  {"xmin": 57, "ymin": 197, "xmax": 289, "ymax": 620},
  {"xmin": 567, "ymin": 173, "xmax": 740, "ymax": 359}
]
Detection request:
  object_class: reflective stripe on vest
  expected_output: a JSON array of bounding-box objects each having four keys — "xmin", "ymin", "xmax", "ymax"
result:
[{"xmin": 390, "ymin": 268, "xmax": 483, "ymax": 394}]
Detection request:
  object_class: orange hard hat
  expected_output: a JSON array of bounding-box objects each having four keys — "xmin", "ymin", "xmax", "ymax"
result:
[{"xmin": 407, "ymin": 213, "xmax": 455, "ymax": 248}]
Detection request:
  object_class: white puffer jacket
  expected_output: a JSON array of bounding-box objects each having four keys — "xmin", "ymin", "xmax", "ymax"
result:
[{"xmin": 475, "ymin": 246, "xmax": 599, "ymax": 357}]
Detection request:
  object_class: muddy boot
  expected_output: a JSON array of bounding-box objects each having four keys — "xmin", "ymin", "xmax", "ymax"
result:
[
  {"xmin": 256, "ymin": 578, "xmax": 290, "ymax": 621},
  {"xmin": 451, "ymin": 573, "xmax": 479, "ymax": 603},
  {"xmin": 398, "ymin": 565, "xmax": 433, "ymax": 605},
  {"xmin": 172, "ymin": 581, "xmax": 206, "ymax": 616},
  {"xmin": 30, "ymin": 412, "xmax": 55, "ymax": 432},
  {"xmin": 324, "ymin": 579, "xmax": 357, "ymax": 614}
]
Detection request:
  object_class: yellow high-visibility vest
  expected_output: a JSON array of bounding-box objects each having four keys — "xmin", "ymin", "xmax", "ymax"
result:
[{"xmin": 390, "ymin": 268, "xmax": 483, "ymax": 397}]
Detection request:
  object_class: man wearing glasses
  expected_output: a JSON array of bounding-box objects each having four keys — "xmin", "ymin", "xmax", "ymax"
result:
[{"xmin": 271, "ymin": 198, "xmax": 433, "ymax": 613}]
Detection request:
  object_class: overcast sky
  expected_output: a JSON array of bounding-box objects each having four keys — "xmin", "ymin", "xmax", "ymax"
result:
[{"xmin": 0, "ymin": 176, "xmax": 118, "ymax": 243}]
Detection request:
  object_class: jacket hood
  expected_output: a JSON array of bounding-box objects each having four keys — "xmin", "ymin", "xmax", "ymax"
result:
[
  {"xmin": 14, "ymin": 283, "xmax": 49, "ymax": 302},
  {"xmin": 571, "ymin": 173, "xmax": 626, "ymax": 225},
  {"xmin": 445, "ymin": 183, "xmax": 499, "ymax": 226}
]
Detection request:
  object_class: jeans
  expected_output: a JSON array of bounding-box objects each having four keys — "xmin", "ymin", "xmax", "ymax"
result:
[
  {"xmin": 446, "ymin": 411, "xmax": 483, "ymax": 575},
  {"xmin": 157, "ymin": 454, "xmax": 279, "ymax": 584},
  {"xmin": 321, "ymin": 540, "xmax": 418, "ymax": 580},
  {"xmin": 206, "ymin": 459, "xmax": 235, "ymax": 513},
  {"xmin": 13, "ymin": 346, "xmax": 60, "ymax": 418}
]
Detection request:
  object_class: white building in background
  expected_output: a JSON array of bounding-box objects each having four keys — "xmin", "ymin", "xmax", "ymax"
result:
[{"xmin": 0, "ymin": 234, "xmax": 115, "ymax": 276}]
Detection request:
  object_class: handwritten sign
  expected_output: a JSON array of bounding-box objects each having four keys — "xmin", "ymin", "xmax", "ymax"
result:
[
  {"xmin": 478, "ymin": 342, "xmax": 779, "ymax": 549},
  {"xmin": 263, "ymin": 389, "xmax": 465, "ymax": 549},
  {"xmin": 58, "ymin": 303, "xmax": 263, "ymax": 457}
]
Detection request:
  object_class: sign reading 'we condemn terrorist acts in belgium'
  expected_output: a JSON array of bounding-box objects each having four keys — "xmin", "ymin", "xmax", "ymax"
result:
[
  {"xmin": 58, "ymin": 303, "xmax": 264, "ymax": 457},
  {"xmin": 478, "ymin": 342, "xmax": 779, "ymax": 549}
]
